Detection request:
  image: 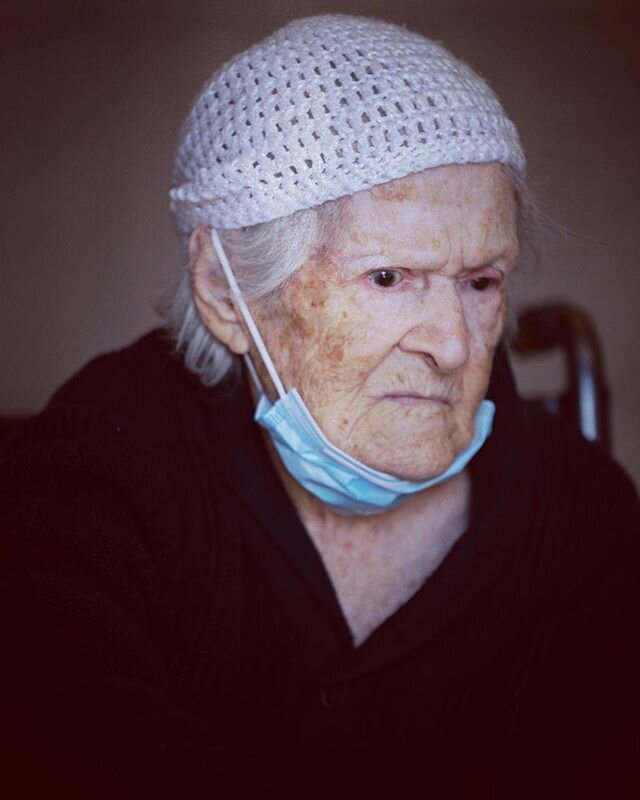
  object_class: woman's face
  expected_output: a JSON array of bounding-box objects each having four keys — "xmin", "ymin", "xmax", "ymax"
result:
[{"xmin": 250, "ymin": 163, "xmax": 520, "ymax": 480}]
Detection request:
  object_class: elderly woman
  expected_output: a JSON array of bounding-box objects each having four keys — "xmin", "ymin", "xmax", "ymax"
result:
[{"xmin": 1, "ymin": 14, "xmax": 638, "ymax": 800}]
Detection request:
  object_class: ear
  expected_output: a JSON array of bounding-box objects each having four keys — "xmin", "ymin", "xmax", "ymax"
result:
[{"xmin": 188, "ymin": 225, "xmax": 251, "ymax": 355}]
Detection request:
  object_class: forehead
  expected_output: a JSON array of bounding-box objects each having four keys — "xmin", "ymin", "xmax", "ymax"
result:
[{"xmin": 333, "ymin": 163, "xmax": 519, "ymax": 266}]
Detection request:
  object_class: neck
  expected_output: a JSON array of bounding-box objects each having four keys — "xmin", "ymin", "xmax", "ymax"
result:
[
  {"xmin": 273, "ymin": 442, "xmax": 472, "ymax": 646},
  {"xmin": 258, "ymin": 408, "xmax": 473, "ymax": 647}
]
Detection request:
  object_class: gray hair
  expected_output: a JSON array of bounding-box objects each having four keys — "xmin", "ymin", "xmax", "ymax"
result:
[
  {"xmin": 160, "ymin": 166, "xmax": 540, "ymax": 387},
  {"xmin": 160, "ymin": 199, "xmax": 343, "ymax": 386}
]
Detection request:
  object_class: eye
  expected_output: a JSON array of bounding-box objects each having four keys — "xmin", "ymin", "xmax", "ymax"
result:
[
  {"xmin": 368, "ymin": 269, "xmax": 403, "ymax": 288},
  {"xmin": 468, "ymin": 275, "xmax": 499, "ymax": 292}
]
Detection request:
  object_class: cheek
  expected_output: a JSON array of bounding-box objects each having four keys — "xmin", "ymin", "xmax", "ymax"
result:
[
  {"xmin": 299, "ymin": 306, "xmax": 400, "ymax": 413},
  {"xmin": 305, "ymin": 306, "xmax": 372, "ymax": 386},
  {"xmin": 467, "ymin": 291, "xmax": 507, "ymax": 354},
  {"xmin": 255, "ymin": 290, "xmax": 368, "ymax": 395},
  {"xmin": 316, "ymin": 289, "xmax": 413, "ymax": 376},
  {"xmin": 461, "ymin": 293, "xmax": 507, "ymax": 404},
  {"xmin": 251, "ymin": 303, "xmax": 306, "ymax": 372}
]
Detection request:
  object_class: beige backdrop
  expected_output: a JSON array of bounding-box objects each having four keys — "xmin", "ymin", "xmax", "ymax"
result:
[{"xmin": 1, "ymin": 0, "xmax": 638, "ymax": 487}]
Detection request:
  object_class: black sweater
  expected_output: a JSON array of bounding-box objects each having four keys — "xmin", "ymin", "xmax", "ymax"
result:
[{"xmin": 1, "ymin": 331, "xmax": 638, "ymax": 799}]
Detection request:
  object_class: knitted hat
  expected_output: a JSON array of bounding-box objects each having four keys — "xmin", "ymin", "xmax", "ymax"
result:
[{"xmin": 170, "ymin": 14, "xmax": 525, "ymax": 235}]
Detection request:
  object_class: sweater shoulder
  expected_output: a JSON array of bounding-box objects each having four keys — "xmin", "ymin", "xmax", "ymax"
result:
[
  {"xmin": 0, "ymin": 331, "xmax": 242, "ymax": 603},
  {"xmin": 517, "ymin": 404, "xmax": 639, "ymax": 571},
  {"xmin": 0, "ymin": 332, "xmax": 208, "ymax": 549},
  {"xmin": 525, "ymin": 405, "xmax": 637, "ymax": 507},
  {"xmin": 0, "ymin": 330, "xmax": 248, "ymax": 550},
  {"xmin": 42, "ymin": 329, "xmax": 202, "ymax": 441}
]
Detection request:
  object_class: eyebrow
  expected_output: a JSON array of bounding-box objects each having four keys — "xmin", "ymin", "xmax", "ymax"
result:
[{"xmin": 333, "ymin": 245, "xmax": 519, "ymax": 273}]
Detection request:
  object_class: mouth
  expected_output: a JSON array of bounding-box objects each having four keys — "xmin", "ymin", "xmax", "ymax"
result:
[{"xmin": 383, "ymin": 393, "xmax": 451, "ymax": 406}]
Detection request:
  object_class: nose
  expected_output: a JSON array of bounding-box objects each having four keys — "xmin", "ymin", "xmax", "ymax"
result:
[{"xmin": 398, "ymin": 279, "xmax": 470, "ymax": 373}]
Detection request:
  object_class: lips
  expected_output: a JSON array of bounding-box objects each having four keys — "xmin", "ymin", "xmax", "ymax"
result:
[{"xmin": 383, "ymin": 392, "xmax": 451, "ymax": 405}]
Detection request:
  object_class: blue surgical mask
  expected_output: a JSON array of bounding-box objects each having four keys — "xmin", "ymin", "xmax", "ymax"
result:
[
  {"xmin": 210, "ymin": 230, "xmax": 495, "ymax": 516},
  {"xmin": 255, "ymin": 389, "xmax": 494, "ymax": 515}
]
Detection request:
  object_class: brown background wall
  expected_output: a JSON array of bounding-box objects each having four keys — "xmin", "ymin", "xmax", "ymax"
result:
[{"xmin": 1, "ymin": 0, "xmax": 638, "ymax": 486}]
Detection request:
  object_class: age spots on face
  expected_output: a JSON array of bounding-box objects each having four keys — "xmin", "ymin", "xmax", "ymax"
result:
[
  {"xmin": 371, "ymin": 178, "xmax": 420, "ymax": 203},
  {"xmin": 348, "ymin": 227, "xmax": 366, "ymax": 247},
  {"xmin": 275, "ymin": 263, "xmax": 328, "ymax": 338},
  {"xmin": 328, "ymin": 342, "xmax": 345, "ymax": 363}
]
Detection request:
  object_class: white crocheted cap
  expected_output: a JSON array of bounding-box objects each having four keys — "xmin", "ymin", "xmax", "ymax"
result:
[{"xmin": 170, "ymin": 14, "xmax": 525, "ymax": 235}]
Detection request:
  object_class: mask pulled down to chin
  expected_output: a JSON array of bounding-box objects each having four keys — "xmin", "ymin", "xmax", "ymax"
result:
[{"xmin": 255, "ymin": 386, "xmax": 495, "ymax": 516}]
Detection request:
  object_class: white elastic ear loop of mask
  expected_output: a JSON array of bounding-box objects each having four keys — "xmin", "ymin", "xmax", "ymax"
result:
[{"xmin": 209, "ymin": 229, "xmax": 286, "ymax": 400}]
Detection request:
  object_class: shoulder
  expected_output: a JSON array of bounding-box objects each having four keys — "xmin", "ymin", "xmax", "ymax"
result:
[
  {"xmin": 510, "ymin": 404, "xmax": 640, "ymax": 606},
  {"xmin": 41, "ymin": 329, "xmax": 204, "ymax": 443},
  {"xmin": 0, "ymin": 329, "xmax": 254, "ymax": 535},
  {"xmin": 0, "ymin": 331, "xmax": 221, "ymax": 560},
  {"xmin": 2, "ymin": 329, "xmax": 231, "ymax": 467},
  {"xmin": 0, "ymin": 332, "xmax": 257, "ymax": 630},
  {"xmin": 523, "ymin": 404, "xmax": 638, "ymax": 522}
]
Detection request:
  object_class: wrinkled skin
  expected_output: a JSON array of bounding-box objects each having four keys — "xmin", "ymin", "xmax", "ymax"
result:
[{"xmin": 249, "ymin": 162, "xmax": 519, "ymax": 481}]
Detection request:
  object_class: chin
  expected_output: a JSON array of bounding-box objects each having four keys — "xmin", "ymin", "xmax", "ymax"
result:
[
  {"xmin": 370, "ymin": 438, "xmax": 460, "ymax": 481},
  {"xmin": 345, "ymin": 406, "xmax": 478, "ymax": 480}
]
